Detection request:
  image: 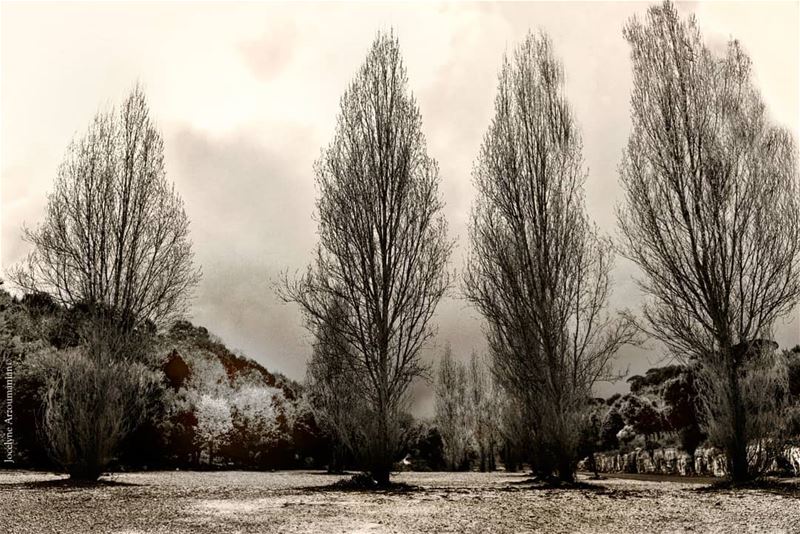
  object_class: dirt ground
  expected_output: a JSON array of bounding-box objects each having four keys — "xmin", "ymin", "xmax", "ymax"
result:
[{"xmin": 1, "ymin": 469, "xmax": 798, "ymax": 533}]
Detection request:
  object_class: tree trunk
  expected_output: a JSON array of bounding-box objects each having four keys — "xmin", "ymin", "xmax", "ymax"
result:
[
  {"xmin": 371, "ymin": 459, "xmax": 392, "ymax": 486},
  {"xmin": 587, "ymin": 452, "xmax": 599, "ymax": 479},
  {"xmin": 728, "ymin": 434, "xmax": 749, "ymax": 482},
  {"xmin": 328, "ymin": 443, "xmax": 343, "ymax": 474},
  {"xmin": 557, "ymin": 456, "xmax": 575, "ymax": 484},
  {"xmin": 68, "ymin": 464, "xmax": 102, "ymax": 481},
  {"xmin": 728, "ymin": 404, "xmax": 750, "ymax": 483},
  {"xmin": 727, "ymin": 359, "xmax": 751, "ymax": 484},
  {"xmin": 504, "ymin": 441, "xmax": 518, "ymax": 472}
]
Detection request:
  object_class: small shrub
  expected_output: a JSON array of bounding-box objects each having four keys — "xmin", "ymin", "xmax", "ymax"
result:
[{"xmin": 32, "ymin": 323, "xmax": 161, "ymax": 480}]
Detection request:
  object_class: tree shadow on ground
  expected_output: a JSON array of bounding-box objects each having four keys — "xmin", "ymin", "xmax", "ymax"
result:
[
  {"xmin": 510, "ymin": 478, "xmax": 600, "ymax": 489},
  {"xmin": 300, "ymin": 472, "xmax": 421, "ymax": 494},
  {"xmin": 0, "ymin": 477, "xmax": 140, "ymax": 491},
  {"xmin": 501, "ymin": 473, "xmax": 656, "ymax": 499},
  {"xmin": 506, "ymin": 477, "xmax": 610, "ymax": 493},
  {"xmin": 590, "ymin": 472, "xmax": 716, "ymax": 485},
  {"xmin": 506, "ymin": 482, "xmax": 653, "ymax": 499},
  {"xmin": 694, "ymin": 478, "xmax": 800, "ymax": 498},
  {"xmin": 505, "ymin": 471, "xmax": 604, "ymax": 490}
]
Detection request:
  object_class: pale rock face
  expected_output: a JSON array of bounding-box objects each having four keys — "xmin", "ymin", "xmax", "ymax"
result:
[
  {"xmin": 584, "ymin": 446, "xmax": 800, "ymax": 477},
  {"xmin": 787, "ymin": 446, "xmax": 800, "ymax": 476},
  {"xmin": 588, "ymin": 447, "xmax": 698, "ymax": 476},
  {"xmin": 691, "ymin": 448, "xmax": 727, "ymax": 477}
]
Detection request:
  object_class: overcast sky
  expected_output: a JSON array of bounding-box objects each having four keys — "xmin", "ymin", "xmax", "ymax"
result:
[{"xmin": 2, "ymin": 1, "xmax": 798, "ymax": 416}]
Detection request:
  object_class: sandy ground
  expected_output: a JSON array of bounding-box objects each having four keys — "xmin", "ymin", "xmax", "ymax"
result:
[{"xmin": 1, "ymin": 469, "xmax": 798, "ymax": 533}]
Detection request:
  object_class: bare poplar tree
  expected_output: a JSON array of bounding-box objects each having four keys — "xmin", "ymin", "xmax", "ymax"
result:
[
  {"xmin": 12, "ymin": 85, "xmax": 200, "ymax": 330},
  {"xmin": 282, "ymin": 31, "xmax": 452, "ymax": 485},
  {"xmin": 496, "ymin": 390, "xmax": 531, "ymax": 472},
  {"xmin": 305, "ymin": 296, "xmax": 369, "ymax": 472},
  {"xmin": 467, "ymin": 352, "xmax": 499, "ymax": 472},
  {"xmin": 434, "ymin": 346, "xmax": 470, "ymax": 470},
  {"xmin": 618, "ymin": 1, "xmax": 800, "ymax": 482},
  {"xmin": 464, "ymin": 32, "xmax": 636, "ymax": 483}
]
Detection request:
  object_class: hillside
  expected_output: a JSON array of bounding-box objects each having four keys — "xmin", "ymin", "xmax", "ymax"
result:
[{"xmin": 0, "ymin": 284, "xmax": 328, "ymax": 470}]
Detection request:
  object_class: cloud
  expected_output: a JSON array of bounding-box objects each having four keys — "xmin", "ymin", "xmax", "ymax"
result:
[
  {"xmin": 239, "ymin": 23, "xmax": 298, "ymax": 82},
  {"xmin": 166, "ymin": 124, "xmax": 317, "ymax": 381}
]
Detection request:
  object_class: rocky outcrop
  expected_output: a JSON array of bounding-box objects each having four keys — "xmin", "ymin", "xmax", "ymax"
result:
[
  {"xmin": 584, "ymin": 445, "xmax": 800, "ymax": 477},
  {"xmin": 587, "ymin": 447, "xmax": 718, "ymax": 476},
  {"xmin": 691, "ymin": 447, "xmax": 728, "ymax": 477},
  {"xmin": 788, "ymin": 446, "xmax": 800, "ymax": 476}
]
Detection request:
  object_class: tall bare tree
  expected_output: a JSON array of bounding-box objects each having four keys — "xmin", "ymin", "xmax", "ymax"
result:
[
  {"xmin": 304, "ymin": 296, "xmax": 369, "ymax": 472},
  {"xmin": 465, "ymin": 32, "xmax": 636, "ymax": 483},
  {"xmin": 434, "ymin": 346, "xmax": 470, "ymax": 470},
  {"xmin": 11, "ymin": 85, "xmax": 198, "ymax": 479},
  {"xmin": 467, "ymin": 352, "xmax": 499, "ymax": 472},
  {"xmin": 12, "ymin": 85, "xmax": 200, "ymax": 330},
  {"xmin": 618, "ymin": 1, "xmax": 800, "ymax": 482},
  {"xmin": 282, "ymin": 32, "xmax": 452, "ymax": 485}
]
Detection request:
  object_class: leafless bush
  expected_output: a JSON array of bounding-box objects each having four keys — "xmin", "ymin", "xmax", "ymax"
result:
[
  {"xmin": 30, "ymin": 315, "xmax": 161, "ymax": 480},
  {"xmin": 496, "ymin": 391, "xmax": 532, "ymax": 472},
  {"xmin": 304, "ymin": 297, "xmax": 378, "ymax": 472},
  {"xmin": 434, "ymin": 350, "xmax": 501, "ymax": 472}
]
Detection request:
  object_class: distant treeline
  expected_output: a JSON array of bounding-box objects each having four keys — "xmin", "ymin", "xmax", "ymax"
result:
[
  {"xmin": 2, "ymin": 280, "xmax": 799, "ymax": 477},
  {"xmin": 431, "ymin": 345, "xmax": 800, "ymax": 477}
]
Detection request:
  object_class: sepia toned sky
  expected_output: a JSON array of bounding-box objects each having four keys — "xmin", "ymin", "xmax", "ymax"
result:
[{"xmin": 2, "ymin": 1, "xmax": 798, "ymax": 416}]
